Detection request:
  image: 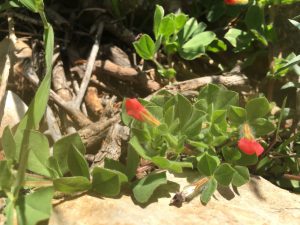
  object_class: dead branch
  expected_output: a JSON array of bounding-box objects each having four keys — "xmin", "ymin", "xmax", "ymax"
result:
[
  {"xmin": 145, "ymin": 74, "xmax": 251, "ymax": 100},
  {"xmin": 92, "ymin": 59, "xmax": 161, "ymax": 91},
  {"xmin": 92, "ymin": 123, "xmax": 129, "ymax": 167},
  {"xmin": 78, "ymin": 115, "xmax": 120, "ymax": 150},
  {"xmin": 75, "ymin": 22, "xmax": 104, "ymax": 108}
]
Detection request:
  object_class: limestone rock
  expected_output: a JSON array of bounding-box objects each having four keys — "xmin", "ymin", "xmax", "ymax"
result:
[
  {"xmin": 49, "ymin": 175, "xmax": 300, "ymax": 225},
  {"xmin": 0, "ymin": 91, "xmax": 28, "ymax": 137}
]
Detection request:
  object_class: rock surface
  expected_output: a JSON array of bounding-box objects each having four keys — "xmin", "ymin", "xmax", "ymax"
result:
[
  {"xmin": 49, "ymin": 174, "xmax": 300, "ymax": 225},
  {"xmin": 0, "ymin": 91, "xmax": 28, "ymax": 137}
]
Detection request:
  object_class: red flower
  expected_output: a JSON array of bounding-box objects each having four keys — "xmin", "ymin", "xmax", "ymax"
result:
[
  {"xmin": 125, "ymin": 98, "xmax": 160, "ymax": 126},
  {"xmin": 224, "ymin": 0, "xmax": 248, "ymax": 5},
  {"xmin": 238, "ymin": 138, "xmax": 264, "ymax": 156}
]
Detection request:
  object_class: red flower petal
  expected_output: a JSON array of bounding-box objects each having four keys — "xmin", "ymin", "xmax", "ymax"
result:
[
  {"xmin": 125, "ymin": 98, "xmax": 146, "ymax": 121},
  {"xmin": 238, "ymin": 138, "xmax": 264, "ymax": 156},
  {"xmin": 224, "ymin": 0, "xmax": 248, "ymax": 5}
]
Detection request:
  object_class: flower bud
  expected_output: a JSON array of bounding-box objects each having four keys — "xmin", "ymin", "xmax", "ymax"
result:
[
  {"xmin": 125, "ymin": 98, "xmax": 160, "ymax": 126},
  {"xmin": 224, "ymin": 0, "xmax": 248, "ymax": 5}
]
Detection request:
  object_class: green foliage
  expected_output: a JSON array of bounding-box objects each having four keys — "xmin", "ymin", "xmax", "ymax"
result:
[
  {"xmin": 200, "ymin": 177, "xmax": 217, "ymax": 204},
  {"xmin": 53, "ymin": 133, "xmax": 85, "ymax": 174},
  {"xmin": 92, "ymin": 167, "xmax": 128, "ymax": 197},
  {"xmin": 133, "ymin": 4, "xmax": 223, "ymax": 78},
  {"xmin": 132, "ymin": 172, "xmax": 167, "ymax": 203},
  {"xmin": 53, "ymin": 177, "xmax": 91, "ymax": 194},
  {"xmin": 15, "ymin": 187, "xmax": 54, "ymax": 225},
  {"xmin": 124, "ymin": 84, "xmax": 276, "ymax": 204},
  {"xmin": 133, "ymin": 34, "xmax": 156, "ymax": 60},
  {"xmin": 197, "ymin": 152, "xmax": 220, "ymax": 176}
]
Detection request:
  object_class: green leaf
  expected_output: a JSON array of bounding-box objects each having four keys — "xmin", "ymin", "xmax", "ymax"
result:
[
  {"xmin": 228, "ymin": 106, "xmax": 247, "ymax": 124},
  {"xmin": 181, "ymin": 108, "xmax": 206, "ymax": 137},
  {"xmin": 132, "ymin": 172, "xmax": 167, "ymax": 203},
  {"xmin": 152, "ymin": 156, "xmax": 193, "ymax": 173},
  {"xmin": 236, "ymin": 150, "xmax": 258, "ymax": 166},
  {"xmin": 129, "ymin": 136, "xmax": 152, "ymax": 160},
  {"xmin": 43, "ymin": 23, "xmax": 54, "ymax": 74},
  {"xmin": 92, "ymin": 167, "xmax": 128, "ymax": 197},
  {"xmin": 175, "ymin": 94, "xmax": 193, "ymax": 127},
  {"xmin": 174, "ymin": 13, "xmax": 188, "ymax": 31},
  {"xmin": 197, "ymin": 152, "xmax": 220, "ymax": 176},
  {"xmin": 198, "ymin": 84, "xmax": 238, "ymax": 112},
  {"xmin": 104, "ymin": 158, "xmax": 127, "ymax": 174},
  {"xmin": 184, "ymin": 31, "xmax": 216, "ymax": 47},
  {"xmin": 200, "ymin": 177, "xmax": 217, "ymax": 204},
  {"xmin": 249, "ymin": 118, "xmax": 275, "ymax": 136},
  {"xmin": 275, "ymin": 54, "xmax": 300, "ymax": 75},
  {"xmin": 53, "ymin": 133, "xmax": 85, "ymax": 174},
  {"xmin": 67, "ymin": 145, "xmax": 90, "ymax": 179},
  {"xmin": 133, "ymin": 34, "xmax": 155, "ymax": 60},
  {"xmin": 180, "ymin": 31, "xmax": 215, "ymax": 60},
  {"xmin": 53, "ymin": 177, "xmax": 91, "ymax": 194},
  {"xmin": 0, "ymin": 0, "xmax": 21, "ymax": 11},
  {"xmin": 245, "ymin": 97, "xmax": 270, "ymax": 121},
  {"xmin": 14, "ymin": 24, "xmax": 53, "ymax": 161},
  {"xmin": 16, "ymin": 187, "xmax": 54, "ymax": 225},
  {"xmin": 178, "ymin": 18, "xmax": 199, "ymax": 44},
  {"xmin": 214, "ymin": 163, "xmax": 235, "ymax": 186},
  {"xmin": 207, "ymin": 39, "xmax": 227, "ymax": 53},
  {"xmin": 245, "ymin": 5, "xmax": 264, "ymax": 33},
  {"xmin": 4, "ymin": 200, "xmax": 14, "ymax": 225},
  {"xmin": 224, "ymin": 28, "xmax": 252, "ymax": 52},
  {"xmin": 25, "ymin": 130, "xmax": 51, "ymax": 177},
  {"xmin": 158, "ymin": 16, "xmax": 176, "ymax": 37},
  {"xmin": 232, "ymin": 166, "xmax": 250, "ymax": 187},
  {"xmin": 0, "ymin": 160, "xmax": 14, "ymax": 190},
  {"xmin": 153, "ymin": 5, "xmax": 164, "ymax": 38},
  {"xmin": 19, "ymin": 0, "xmax": 39, "ymax": 12},
  {"xmin": 211, "ymin": 110, "xmax": 227, "ymax": 131},
  {"xmin": 46, "ymin": 156, "xmax": 63, "ymax": 179},
  {"xmin": 2, "ymin": 126, "xmax": 16, "ymax": 160},
  {"xmin": 289, "ymin": 19, "xmax": 300, "ymax": 30},
  {"xmin": 222, "ymin": 147, "xmax": 241, "ymax": 163},
  {"xmin": 125, "ymin": 146, "xmax": 140, "ymax": 180}
]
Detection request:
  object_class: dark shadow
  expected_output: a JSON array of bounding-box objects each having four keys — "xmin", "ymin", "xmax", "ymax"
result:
[
  {"xmin": 232, "ymin": 185, "xmax": 240, "ymax": 196},
  {"xmin": 53, "ymin": 192, "xmax": 89, "ymax": 207},
  {"xmin": 217, "ymin": 185, "xmax": 235, "ymax": 200},
  {"xmin": 248, "ymin": 176, "xmax": 266, "ymax": 201}
]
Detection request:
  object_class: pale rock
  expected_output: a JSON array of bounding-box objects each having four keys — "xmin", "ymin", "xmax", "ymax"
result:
[
  {"xmin": 49, "ymin": 174, "xmax": 300, "ymax": 225},
  {"xmin": 0, "ymin": 91, "xmax": 28, "ymax": 137}
]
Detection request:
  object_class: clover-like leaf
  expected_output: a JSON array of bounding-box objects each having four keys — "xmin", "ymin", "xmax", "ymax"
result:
[
  {"xmin": 201, "ymin": 177, "xmax": 217, "ymax": 204},
  {"xmin": 245, "ymin": 97, "xmax": 270, "ymax": 121},
  {"xmin": 133, "ymin": 34, "xmax": 155, "ymax": 60},
  {"xmin": 92, "ymin": 167, "xmax": 128, "ymax": 197},
  {"xmin": 152, "ymin": 156, "xmax": 193, "ymax": 173},
  {"xmin": 232, "ymin": 166, "xmax": 250, "ymax": 187},
  {"xmin": 214, "ymin": 163, "xmax": 235, "ymax": 186},
  {"xmin": 53, "ymin": 177, "xmax": 91, "ymax": 194},
  {"xmin": 67, "ymin": 145, "xmax": 90, "ymax": 179},
  {"xmin": 53, "ymin": 133, "xmax": 85, "ymax": 174},
  {"xmin": 197, "ymin": 152, "xmax": 220, "ymax": 176},
  {"xmin": 132, "ymin": 172, "xmax": 167, "ymax": 203},
  {"xmin": 228, "ymin": 106, "xmax": 247, "ymax": 125},
  {"xmin": 15, "ymin": 187, "xmax": 54, "ymax": 225}
]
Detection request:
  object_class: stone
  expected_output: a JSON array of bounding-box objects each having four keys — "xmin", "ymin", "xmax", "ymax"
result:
[
  {"xmin": 49, "ymin": 174, "xmax": 300, "ymax": 225},
  {"xmin": 0, "ymin": 91, "xmax": 28, "ymax": 137}
]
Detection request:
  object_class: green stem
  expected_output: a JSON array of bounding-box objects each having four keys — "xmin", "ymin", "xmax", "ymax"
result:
[
  {"xmin": 12, "ymin": 131, "xmax": 30, "ymax": 200},
  {"xmin": 152, "ymin": 58, "xmax": 164, "ymax": 70}
]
